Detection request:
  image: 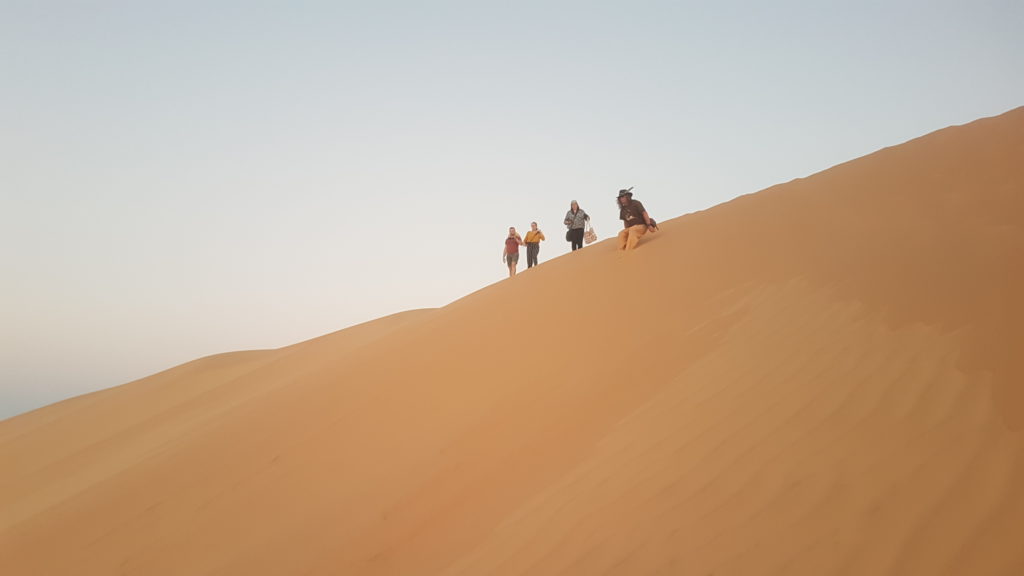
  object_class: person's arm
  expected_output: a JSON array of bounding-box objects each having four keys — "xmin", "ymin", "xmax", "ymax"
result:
[
  {"xmin": 538, "ymin": 231, "xmax": 545, "ymax": 241},
  {"xmin": 643, "ymin": 211, "xmax": 653, "ymax": 228},
  {"xmin": 517, "ymin": 234, "xmax": 525, "ymax": 246}
]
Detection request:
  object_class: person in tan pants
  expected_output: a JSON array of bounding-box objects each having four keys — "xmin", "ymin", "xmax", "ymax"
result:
[{"xmin": 616, "ymin": 188, "xmax": 656, "ymax": 250}]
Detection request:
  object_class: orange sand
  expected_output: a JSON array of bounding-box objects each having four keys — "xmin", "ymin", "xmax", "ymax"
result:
[{"xmin": 2, "ymin": 107, "xmax": 1023, "ymax": 575}]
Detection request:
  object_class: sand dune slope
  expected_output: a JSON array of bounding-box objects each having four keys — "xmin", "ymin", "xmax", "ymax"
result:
[{"xmin": 2, "ymin": 107, "xmax": 1023, "ymax": 575}]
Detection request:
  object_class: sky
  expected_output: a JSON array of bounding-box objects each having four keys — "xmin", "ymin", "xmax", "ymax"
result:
[{"xmin": 2, "ymin": 0, "xmax": 1023, "ymax": 419}]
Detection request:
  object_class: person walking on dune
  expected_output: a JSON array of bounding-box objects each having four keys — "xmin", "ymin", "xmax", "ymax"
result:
[
  {"xmin": 503, "ymin": 226, "xmax": 524, "ymax": 277},
  {"xmin": 564, "ymin": 200, "xmax": 590, "ymax": 251},
  {"xmin": 616, "ymin": 188, "xmax": 657, "ymax": 251},
  {"xmin": 523, "ymin": 221, "xmax": 546, "ymax": 268}
]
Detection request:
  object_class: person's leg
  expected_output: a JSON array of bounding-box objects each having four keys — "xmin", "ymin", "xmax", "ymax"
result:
[
  {"xmin": 617, "ymin": 228, "xmax": 630, "ymax": 250},
  {"xmin": 527, "ymin": 243, "xmax": 538, "ymax": 267},
  {"xmin": 573, "ymin": 229, "xmax": 584, "ymax": 250},
  {"xmin": 625, "ymin": 224, "xmax": 647, "ymax": 250}
]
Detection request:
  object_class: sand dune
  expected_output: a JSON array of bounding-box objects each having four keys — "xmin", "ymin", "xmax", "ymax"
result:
[{"xmin": 2, "ymin": 107, "xmax": 1023, "ymax": 575}]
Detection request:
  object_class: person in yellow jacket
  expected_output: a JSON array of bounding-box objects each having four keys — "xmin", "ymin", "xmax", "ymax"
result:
[{"xmin": 523, "ymin": 221, "xmax": 546, "ymax": 268}]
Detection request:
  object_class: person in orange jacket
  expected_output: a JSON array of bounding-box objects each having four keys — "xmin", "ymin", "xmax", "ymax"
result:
[{"xmin": 523, "ymin": 221, "xmax": 546, "ymax": 268}]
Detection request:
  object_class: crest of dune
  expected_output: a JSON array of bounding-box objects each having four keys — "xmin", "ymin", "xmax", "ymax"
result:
[{"xmin": 2, "ymin": 107, "xmax": 1023, "ymax": 575}]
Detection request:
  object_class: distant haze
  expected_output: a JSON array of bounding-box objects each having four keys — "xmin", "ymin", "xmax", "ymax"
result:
[{"xmin": 2, "ymin": 0, "xmax": 1023, "ymax": 419}]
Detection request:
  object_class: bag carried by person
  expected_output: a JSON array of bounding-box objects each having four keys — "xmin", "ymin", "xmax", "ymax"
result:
[
  {"xmin": 566, "ymin": 229, "xmax": 572, "ymax": 242},
  {"xmin": 584, "ymin": 221, "xmax": 597, "ymax": 244}
]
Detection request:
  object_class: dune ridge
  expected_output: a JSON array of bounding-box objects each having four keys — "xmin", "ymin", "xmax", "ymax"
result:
[{"xmin": 1, "ymin": 107, "xmax": 1022, "ymax": 575}]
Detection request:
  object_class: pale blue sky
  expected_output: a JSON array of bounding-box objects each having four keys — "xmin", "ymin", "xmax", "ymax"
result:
[{"xmin": 2, "ymin": 0, "xmax": 1022, "ymax": 419}]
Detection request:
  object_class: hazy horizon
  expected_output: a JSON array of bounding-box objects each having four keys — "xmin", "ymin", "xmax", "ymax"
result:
[{"xmin": 3, "ymin": 0, "xmax": 1023, "ymax": 419}]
